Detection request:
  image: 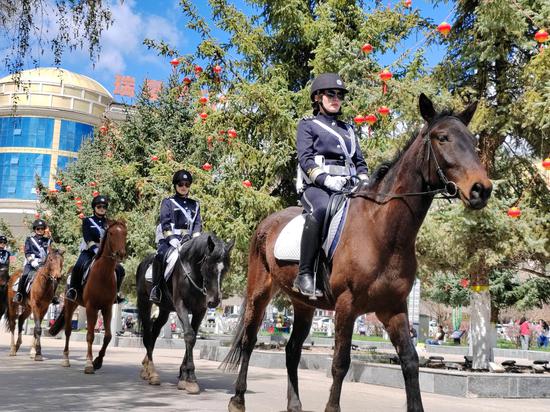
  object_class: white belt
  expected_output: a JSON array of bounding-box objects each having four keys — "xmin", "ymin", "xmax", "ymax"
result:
[{"xmin": 324, "ymin": 165, "xmax": 351, "ymax": 176}]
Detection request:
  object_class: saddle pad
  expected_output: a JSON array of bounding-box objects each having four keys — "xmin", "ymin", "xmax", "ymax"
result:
[
  {"xmin": 274, "ymin": 200, "xmax": 349, "ymax": 262},
  {"xmin": 145, "ymin": 248, "xmax": 179, "ymax": 283},
  {"xmin": 12, "ymin": 275, "xmax": 34, "ymax": 294}
]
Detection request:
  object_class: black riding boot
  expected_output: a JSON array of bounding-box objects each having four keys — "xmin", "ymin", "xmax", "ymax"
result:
[
  {"xmin": 293, "ymin": 214, "xmax": 323, "ymax": 298},
  {"xmin": 13, "ymin": 274, "xmax": 28, "ymax": 303},
  {"xmin": 149, "ymin": 256, "xmax": 164, "ymax": 304},
  {"xmin": 66, "ymin": 267, "xmax": 82, "ymax": 302},
  {"xmin": 114, "ymin": 265, "xmax": 126, "ymax": 304}
]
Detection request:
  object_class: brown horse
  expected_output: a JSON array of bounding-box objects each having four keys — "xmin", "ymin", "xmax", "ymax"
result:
[
  {"xmin": 0, "ymin": 262, "xmax": 9, "ymax": 320},
  {"xmin": 49, "ymin": 220, "xmax": 126, "ymax": 374},
  {"xmin": 5, "ymin": 247, "xmax": 64, "ymax": 360},
  {"xmin": 222, "ymin": 94, "xmax": 492, "ymax": 412}
]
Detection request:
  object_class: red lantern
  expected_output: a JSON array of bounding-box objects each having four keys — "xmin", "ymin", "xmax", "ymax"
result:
[
  {"xmin": 49, "ymin": 188, "xmax": 58, "ymax": 194},
  {"xmin": 213, "ymin": 65, "xmax": 222, "ymax": 74},
  {"xmin": 99, "ymin": 125, "xmax": 108, "ymax": 135},
  {"xmin": 78, "ymin": 213, "xmax": 85, "ymax": 219},
  {"xmin": 459, "ymin": 278, "xmax": 469, "ymax": 288},
  {"xmin": 219, "ymin": 130, "xmax": 226, "ymax": 135},
  {"xmin": 364, "ymin": 114, "xmax": 377, "ymax": 126},
  {"xmin": 378, "ymin": 106, "xmax": 390, "ymax": 117},
  {"xmin": 75, "ymin": 199, "xmax": 83, "ymax": 207},
  {"xmin": 379, "ymin": 70, "xmax": 392, "ymax": 94},
  {"xmin": 227, "ymin": 129, "xmax": 238, "ymax": 138},
  {"xmin": 199, "ymin": 96, "xmax": 209, "ymax": 104},
  {"xmin": 535, "ymin": 29, "xmax": 549, "ymax": 44},
  {"xmin": 242, "ymin": 180, "xmax": 252, "ymax": 188},
  {"xmin": 65, "ymin": 185, "xmax": 72, "ymax": 192},
  {"xmin": 92, "ymin": 190, "xmax": 100, "ymax": 197},
  {"xmin": 437, "ymin": 22, "xmax": 451, "ymax": 37},
  {"xmin": 361, "ymin": 43, "xmax": 373, "ymax": 54},
  {"xmin": 183, "ymin": 77, "xmax": 192, "ymax": 85},
  {"xmin": 75, "ymin": 196, "xmax": 82, "ymax": 201},
  {"xmin": 404, "ymin": 0, "xmax": 412, "ymax": 7},
  {"xmin": 151, "ymin": 155, "xmax": 159, "ymax": 161},
  {"xmin": 170, "ymin": 58, "xmax": 180, "ymax": 67},
  {"xmin": 89, "ymin": 181, "xmax": 97, "ymax": 187},
  {"xmin": 194, "ymin": 66, "xmax": 203, "ymax": 75},
  {"xmin": 354, "ymin": 115, "xmax": 365, "ymax": 125},
  {"xmin": 34, "ymin": 212, "xmax": 41, "ymax": 219},
  {"xmin": 543, "ymin": 157, "xmax": 550, "ymax": 170},
  {"xmin": 202, "ymin": 162, "xmax": 212, "ymax": 171},
  {"xmin": 199, "ymin": 112, "xmax": 208, "ymax": 121},
  {"xmin": 507, "ymin": 207, "xmax": 521, "ymax": 218}
]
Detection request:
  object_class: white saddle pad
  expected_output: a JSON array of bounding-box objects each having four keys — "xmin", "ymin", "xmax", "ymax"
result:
[
  {"xmin": 145, "ymin": 248, "xmax": 180, "ymax": 283},
  {"xmin": 274, "ymin": 200, "xmax": 349, "ymax": 262}
]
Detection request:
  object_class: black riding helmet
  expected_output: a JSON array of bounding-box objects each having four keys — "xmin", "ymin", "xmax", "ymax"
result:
[
  {"xmin": 32, "ymin": 219, "xmax": 48, "ymax": 230},
  {"xmin": 0, "ymin": 235, "xmax": 7, "ymax": 243},
  {"xmin": 310, "ymin": 73, "xmax": 348, "ymax": 102},
  {"xmin": 172, "ymin": 169, "xmax": 193, "ymax": 187},
  {"xmin": 91, "ymin": 195, "xmax": 109, "ymax": 209}
]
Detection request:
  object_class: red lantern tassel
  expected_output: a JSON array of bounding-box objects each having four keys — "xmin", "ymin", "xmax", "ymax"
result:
[{"xmin": 382, "ymin": 82, "xmax": 387, "ymax": 95}]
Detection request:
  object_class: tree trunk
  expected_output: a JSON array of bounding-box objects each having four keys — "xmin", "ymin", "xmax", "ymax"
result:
[{"xmin": 469, "ymin": 289, "xmax": 493, "ymax": 369}]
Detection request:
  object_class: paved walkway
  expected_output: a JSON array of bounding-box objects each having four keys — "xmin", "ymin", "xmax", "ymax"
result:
[{"xmin": 0, "ymin": 331, "xmax": 549, "ymax": 411}]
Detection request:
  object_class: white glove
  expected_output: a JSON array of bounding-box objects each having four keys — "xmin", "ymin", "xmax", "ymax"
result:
[
  {"xmin": 169, "ymin": 238, "xmax": 180, "ymax": 249},
  {"xmin": 31, "ymin": 259, "xmax": 39, "ymax": 268},
  {"xmin": 358, "ymin": 173, "xmax": 369, "ymax": 182},
  {"xmin": 324, "ymin": 175, "xmax": 347, "ymax": 191}
]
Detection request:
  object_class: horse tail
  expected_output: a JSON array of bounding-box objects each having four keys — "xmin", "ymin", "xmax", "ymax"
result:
[
  {"xmin": 219, "ymin": 299, "xmax": 247, "ymax": 372},
  {"xmin": 48, "ymin": 310, "xmax": 65, "ymax": 336}
]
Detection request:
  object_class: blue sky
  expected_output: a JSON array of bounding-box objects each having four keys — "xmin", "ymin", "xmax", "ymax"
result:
[{"xmin": 3, "ymin": 0, "xmax": 454, "ymax": 101}]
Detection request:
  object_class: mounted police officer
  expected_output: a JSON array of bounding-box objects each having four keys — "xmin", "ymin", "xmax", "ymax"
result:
[
  {"xmin": 0, "ymin": 235, "xmax": 11, "ymax": 267},
  {"xmin": 149, "ymin": 169, "xmax": 202, "ymax": 304},
  {"xmin": 13, "ymin": 219, "xmax": 52, "ymax": 303},
  {"xmin": 65, "ymin": 195, "xmax": 125, "ymax": 303},
  {"xmin": 294, "ymin": 73, "xmax": 369, "ymax": 297}
]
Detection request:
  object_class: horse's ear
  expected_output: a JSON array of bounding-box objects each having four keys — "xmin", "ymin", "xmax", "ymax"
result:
[
  {"xmin": 457, "ymin": 101, "xmax": 477, "ymax": 126},
  {"xmin": 419, "ymin": 93, "xmax": 436, "ymax": 123},
  {"xmin": 225, "ymin": 239, "xmax": 235, "ymax": 253},
  {"xmin": 207, "ymin": 235, "xmax": 216, "ymax": 254}
]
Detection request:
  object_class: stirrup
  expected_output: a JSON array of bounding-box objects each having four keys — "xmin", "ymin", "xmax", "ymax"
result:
[
  {"xmin": 65, "ymin": 288, "xmax": 77, "ymax": 302},
  {"xmin": 149, "ymin": 286, "xmax": 162, "ymax": 304},
  {"xmin": 13, "ymin": 292, "xmax": 23, "ymax": 304},
  {"xmin": 292, "ymin": 277, "xmax": 323, "ymax": 300}
]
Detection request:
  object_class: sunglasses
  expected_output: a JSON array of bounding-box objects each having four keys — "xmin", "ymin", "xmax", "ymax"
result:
[
  {"xmin": 95, "ymin": 205, "xmax": 108, "ymax": 210},
  {"xmin": 323, "ymin": 90, "xmax": 346, "ymax": 100},
  {"xmin": 35, "ymin": 227, "xmax": 46, "ymax": 231},
  {"xmin": 176, "ymin": 182, "xmax": 191, "ymax": 188}
]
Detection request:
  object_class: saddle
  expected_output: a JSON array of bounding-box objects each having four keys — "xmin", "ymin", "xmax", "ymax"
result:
[
  {"xmin": 274, "ymin": 193, "xmax": 349, "ymax": 262},
  {"xmin": 12, "ymin": 270, "xmax": 37, "ymax": 294},
  {"xmin": 144, "ymin": 247, "xmax": 180, "ymax": 283}
]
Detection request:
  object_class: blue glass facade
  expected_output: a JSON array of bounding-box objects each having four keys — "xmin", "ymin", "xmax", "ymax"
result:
[
  {"xmin": 0, "ymin": 117, "xmax": 54, "ymax": 148},
  {"xmin": 59, "ymin": 120, "xmax": 93, "ymax": 152},
  {"xmin": 0, "ymin": 153, "xmax": 51, "ymax": 200}
]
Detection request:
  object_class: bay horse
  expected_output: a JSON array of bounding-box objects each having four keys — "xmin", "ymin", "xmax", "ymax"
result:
[
  {"xmin": 222, "ymin": 94, "xmax": 492, "ymax": 412},
  {"xmin": 49, "ymin": 220, "xmax": 126, "ymax": 374},
  {"xmin": 5, "ymin": 247, "xmax": 64, "ymax": 360},
  {"xmin": 0, "ymin": 262, "xmax": 9, "ymax": 320},
  {"xmin": 136, "ymin": 232, "xmax": 234, "ymax": 392}
]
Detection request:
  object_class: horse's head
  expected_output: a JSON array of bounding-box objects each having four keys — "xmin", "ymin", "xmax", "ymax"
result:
[
  {"xmin": 102, "ymin": 220, "xmax": 127, "ymax": 261},
  {"xmin": 183, "ymin": 234, "xmax": 234, "ymax": 308},
  {"xmin": 45, "ymin": 246, "xmax": 65, "ymax": 280},
  {"xmin": 418, "ymin": 93, "xmax": 492, "ymax": 209}
]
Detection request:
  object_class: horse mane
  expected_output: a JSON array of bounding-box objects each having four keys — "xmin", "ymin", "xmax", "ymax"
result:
[{"xmin": 368, "ymin": 109, "xmax": 456, "ymax": 185}]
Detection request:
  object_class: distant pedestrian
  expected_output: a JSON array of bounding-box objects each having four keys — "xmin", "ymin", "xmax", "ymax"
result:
[
  {"xmin": 519, "ymin": 317, "xmax": 531, "ymax": 350},
  {"xmin": 537, "ymin": 319, "xmax": 549, "ymax": 348}
]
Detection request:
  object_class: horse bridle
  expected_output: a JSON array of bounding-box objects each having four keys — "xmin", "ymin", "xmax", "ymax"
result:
[
  {"xmin": 177, "ymin": 254, "xmax": 208, "ymax": 296},
  {"xmin": 348, "ymin": 118, "xmax": 461, "ymax": 204}
]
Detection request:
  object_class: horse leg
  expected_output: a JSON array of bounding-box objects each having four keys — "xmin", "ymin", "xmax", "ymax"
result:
[
  {"xmin": 379, "ymin": 309, "xmax": 424, "ymax": 412},
  {"xmin": 62, "ymin": 301, "xmax": 77, "ymax": 367},
  {"xmin": 8, "ymin": 304, "xmax": 17, "ymax": 356},
  {"xmin": 176, "ymin": 307, "xmax": 205, "ymax": 394},
  {"xmin": 15, "ymin": 309, "xmax": 29, "ymax": 354},
  {"xmin": 32, "ymin": 309, "xmax": 44, "ymax": 361},
  {"xmin": 138, "ymin": 294, "xmax": 153, "ymax": 380},
  {"xmin": 227, "ymin": 265, "xmax": 274, "ymax": 412},
  {"xmin": 84, "ymin": 306, "xmax": 98, "ymax": 374},
  {"xmin": 93, "ymin": 305, "xmax": 112, "ymax": 371},
  {"xmin": 325, "ymin": 292, "xmax": 355, "ymax": 412},
  {"xmin": 286, "ymin": 302, "xmax": 315, "ymax": 412},
  {"xmin": 146, "ymin": 308, "xmax": 170, "ymax": 385}
]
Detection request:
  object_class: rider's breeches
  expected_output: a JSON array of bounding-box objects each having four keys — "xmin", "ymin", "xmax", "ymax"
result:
[{"xmin": 301, "ymin": 186, "xmax": 331, "ymax": 222}]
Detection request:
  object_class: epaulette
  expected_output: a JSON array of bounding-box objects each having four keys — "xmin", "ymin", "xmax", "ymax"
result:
[{"xmin": 301, "ymin": 115, "xmax": 315, "ymax": 121}]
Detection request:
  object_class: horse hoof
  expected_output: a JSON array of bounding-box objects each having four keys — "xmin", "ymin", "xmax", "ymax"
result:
[
  {"xmin": 62, "ymin": 359, "xmax": 70, "ymax": 367},
  {"xmin": 9, "ymin": 350, "xmax": 16, "ymax": 356},
  {"xmin": 148, "ymin": 374, "xmax": 161, "ymax": 386},
  {"xmin": 93, "ymin": 358, "xmax": 103, "ymax": 370},
  {"xmin": 140, "ymin": 368, "xmax": 149, "ymax": 380},
  {"xmin": 178, "ymin": 380, "xmax": 200, "ymax": 394},
  {"xmin": 84, "ymin": 366, "xmax": 95, "ymax": 374},
  {"xmin": 34, "ymin": 355, "xmax": 43, "ymax": 361},
  {"xmin": 228, "ymin": 398, "xmax": 245, "ymax": 412}
]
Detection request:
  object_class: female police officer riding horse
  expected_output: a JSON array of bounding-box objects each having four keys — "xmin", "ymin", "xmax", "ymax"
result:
[{"xmin": 294, "ymin": 73, "xmax": 368, "ymax": 298}]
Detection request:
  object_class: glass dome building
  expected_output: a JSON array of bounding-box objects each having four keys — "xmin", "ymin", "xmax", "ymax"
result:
[{"xmin": 0, "ymin": 67, "xmax": 112, "ymax": 235}]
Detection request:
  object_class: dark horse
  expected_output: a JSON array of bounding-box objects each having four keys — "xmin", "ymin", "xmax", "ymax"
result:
[
  {"xmin": 49, "ymin": 220, "xmax": 126, "ymax": 374},
  {"xmin": 136, "ymin": 232, "xmax": 234, "ymax": 392},
  {"xmin": 0, "ymin": 262, "xmax": 9, "ymax": 320},
  {"xmin": 5, "ymin": 247, "xmax": 64, "ymax": 360},
  {"xmin": 222, "ymin": 94, "xmax": 492, "ymax": 412}
]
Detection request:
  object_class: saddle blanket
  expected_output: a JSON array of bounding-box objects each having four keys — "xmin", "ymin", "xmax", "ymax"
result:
[
  {"xmin": 273, "ymin": 199, "xmax": 349, "ymax": 262},
  {"xmin": 145, "ymin": 248, "xmax": 180, "ymax": 283}
]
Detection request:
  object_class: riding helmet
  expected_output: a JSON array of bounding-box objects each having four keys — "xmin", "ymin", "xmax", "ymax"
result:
[
  {"xmin": 0, "ymin": 235, "xmax": 7, "ymax": 243},
  {"xmin": 172, "ymin": 169, "xmax": 193, "ymax": 186},
  {"xmin": 310, "ymin": 73, "xmax": 348, "ymax": 101},
  {"xmin": 91, "ymin": 195, "xmax": 109, "ymax": 209},
  {"xmin": 32, "ymin": 219, "xmax": 48, "ymax": 230}
]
